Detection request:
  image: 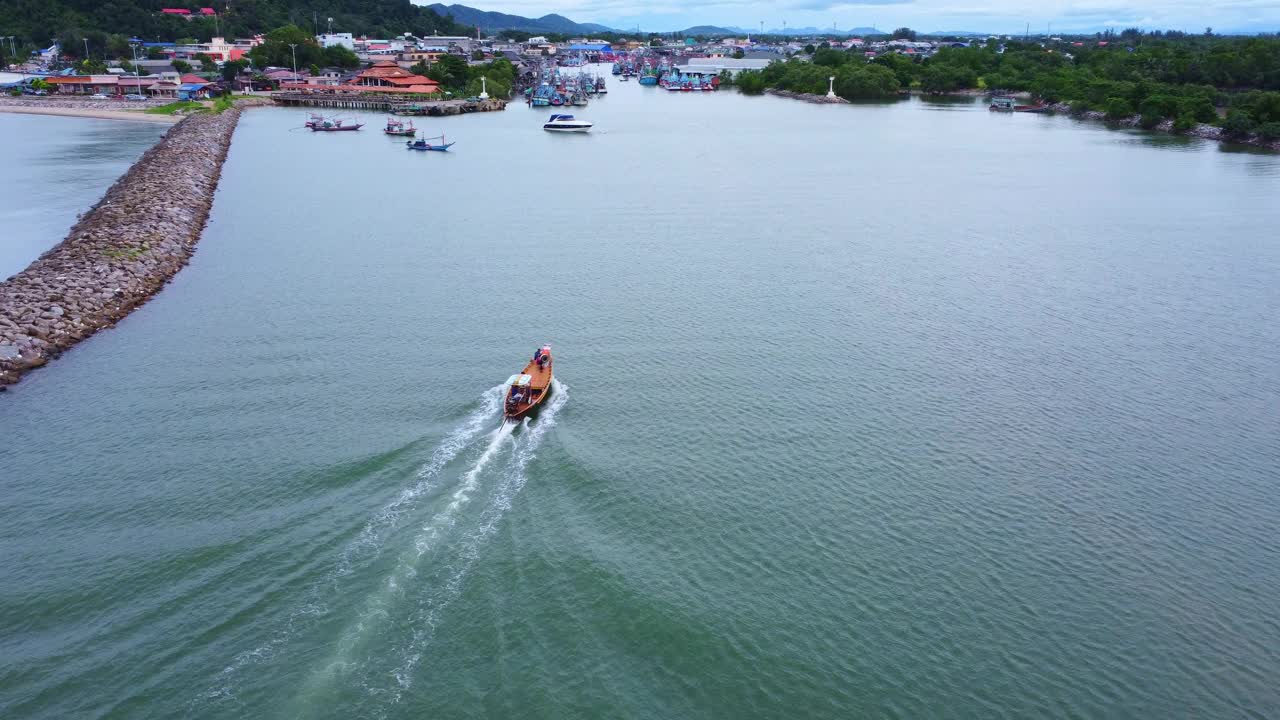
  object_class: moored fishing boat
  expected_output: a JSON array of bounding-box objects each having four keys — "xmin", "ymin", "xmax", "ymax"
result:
[
  {"xmin": 384, "ymin": 117, "xmax": 416, "ymax": 136},
  {"xmin": 406, "ymin": 134, "xmax": 454, "ymax": 151},
  {"xmin": 504, "ymin": 345, "xmax": 553, "ymax": 420},
  {"xmin": 310, "ymin": 118, "xmax": 363, "ymax": 131}
]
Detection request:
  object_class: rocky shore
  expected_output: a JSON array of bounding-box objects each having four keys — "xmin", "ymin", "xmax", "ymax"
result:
[
  {"xmin": 0, "ymin": 108, "xmax": 241, "ymax": 388},
  {"xmin": 1046, "ymin": 102, "xmax": 1280, "ymax": 151},
  {"xmin": 765, "ymin": 89, "xmax": 849, "ymax": 104}
]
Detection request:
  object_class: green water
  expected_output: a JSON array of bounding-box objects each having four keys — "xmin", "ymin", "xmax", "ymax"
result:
[
  {"xmin": 0, "ymin": 114, "xmax": 167, "ymax": 279},
  {"xmin": 2, "ymin": 77, "xmax": 1280, "ymax": 718}
]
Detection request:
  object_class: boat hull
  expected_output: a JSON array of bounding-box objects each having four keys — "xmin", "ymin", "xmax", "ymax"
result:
[
  {"xmin": 505, "ymin": 351, "xmax": 554, "ymax": 420},
  {"xmin": 544, "ymin": 125, "xmax": 591, "ymax": 132}
]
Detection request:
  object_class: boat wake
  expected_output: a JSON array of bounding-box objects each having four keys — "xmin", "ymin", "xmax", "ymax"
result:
[
  {"xmin": 379, "ymin": 380, "xmax": 570, "ymax": 709},
  {"xmin": 192, "ymin": 384, "xmax": 508, "ymax": 709}
]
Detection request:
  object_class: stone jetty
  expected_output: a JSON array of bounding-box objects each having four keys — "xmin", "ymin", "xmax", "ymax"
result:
[
  {"xmin": 0, "ymin": 109, "xmax": 241, "ymax": 388},
  {"xmin": 766, "ymin": 89, "xmax": 850, "ymax": 105}
]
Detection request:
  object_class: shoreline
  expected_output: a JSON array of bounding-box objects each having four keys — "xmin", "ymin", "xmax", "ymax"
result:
[
  {"xmin": 0, "ymin": 109, "xmax": 242, "ymax": 387},
  {"xmin": 0, "ymin": 103, "xmax": 180, "ymax": 123}
]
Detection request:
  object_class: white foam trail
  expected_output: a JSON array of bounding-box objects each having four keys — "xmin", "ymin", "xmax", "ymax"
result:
[
  {"xmin": 296, "ymin": 418, "xmax": 521, "ymax": 703},
  {"xmin": 337, "ymin": 384, "xmax": 506, "ymax": 576},
  {"xmin": 384, "ymin": 381, "xmax": 569, "ymax": 706},
  {"xmin": 191, "ymin": 385, "xmax": 504, "ymax": 709}
]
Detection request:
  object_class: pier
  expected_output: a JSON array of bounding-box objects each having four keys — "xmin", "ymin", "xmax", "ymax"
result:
[{"xmin": 270, "ymin": 92, "xmax": 508, "ymax": 116}]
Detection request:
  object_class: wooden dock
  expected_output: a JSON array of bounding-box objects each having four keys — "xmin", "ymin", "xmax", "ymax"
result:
[{"xmin": 270, "ymin": 92, "xmax": 507, "ymax": 116}]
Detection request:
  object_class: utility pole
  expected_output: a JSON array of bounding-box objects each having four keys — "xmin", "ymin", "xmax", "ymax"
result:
[
  {"xmin": 83, "ymin": 37, "xmax": 89, "ymax": 62},
  {"xmin": 289, "ymin": 43, "xmax": 297, "ymax": 82},
  {"xmin": 129, "ymin": 41, "xmax": 142, "ymax": 99}
]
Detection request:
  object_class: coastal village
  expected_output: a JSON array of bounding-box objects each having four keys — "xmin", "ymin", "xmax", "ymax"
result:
[{"xmin": 2, "ymin": 11, "xmax": 1016, "ymax": 106}]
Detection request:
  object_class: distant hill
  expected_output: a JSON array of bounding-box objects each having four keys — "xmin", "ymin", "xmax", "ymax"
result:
[
  {"xmin": 426, "ymin": 4, "xmax": 613, "ymax": 34},
  {"xmin": 728, "ymin": 26, "xmax": 885, "ymax": 36},
  {"xmin": 680, "ymin": 25, "xmax": 738, "ymax": 36}
]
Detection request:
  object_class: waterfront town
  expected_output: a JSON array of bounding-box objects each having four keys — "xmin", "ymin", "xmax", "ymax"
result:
[{"xmin": 1, "ymin": 16, "xmax": 1004, "ymax": 102}]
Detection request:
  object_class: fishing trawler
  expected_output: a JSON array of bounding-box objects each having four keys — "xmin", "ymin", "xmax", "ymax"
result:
[
  {"xmin": 309, "ymin": 117, "xmax": 363, "ymax": 131},
  {"xmin": 505, "ymin": 345, "xmax": 553, "ymax": 420},
  {"xmin": 406, "ymin": 133, "xmax": 454, "ymax": 151},
  {"xmin": 384, "ymin": 117, "xmax": 416, "ymax": 136}
]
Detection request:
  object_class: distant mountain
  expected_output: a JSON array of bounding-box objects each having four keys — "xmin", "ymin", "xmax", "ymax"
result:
[
  {"xmin": 425, "ymin": 4, "xmax": 613, "ymax": 34},
  {"xmin": 680, "ymin": 25, "xmax": 738, "ymax": 36},
  {"xmin": 727, "ymin": 26, "xmax": 885, "ymax": 36}
]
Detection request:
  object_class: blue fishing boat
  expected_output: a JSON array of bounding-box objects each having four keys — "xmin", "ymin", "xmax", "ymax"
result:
[{"xmin": 406, "ymin": 134, "xmax": 454, "ymax": 152}]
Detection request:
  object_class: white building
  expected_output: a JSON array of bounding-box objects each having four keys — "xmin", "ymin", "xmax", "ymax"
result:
[
  {"xmin": 682, "ymin": 57, "xmax": 772, "ymax": 76},
  {"xmin": 318, "ymin": 33, "xmax": 354, "ymax": 49}
]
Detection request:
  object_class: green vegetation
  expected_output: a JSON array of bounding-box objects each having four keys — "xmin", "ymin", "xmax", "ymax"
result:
[
  {"xmin": 420, "ymin": 55, "xmax": 516, "ymax": 98},
  {"xmin": 0, "ymin": 0, "xmax": 472, "ymax": 51},
  {"xmin": 890, "ymin": 33, "xmax": 1280, "ymax": 130},
  {"xmin": 247, "ymin": 25, "xmax": 360, "ymax": 71},
  {"xmin": 145, "ymin": 100, "xmax": 204, "ymax": 115},
  {"xmin": 738, "ymin": 55, "xmax": 900, "ymax": 100}
]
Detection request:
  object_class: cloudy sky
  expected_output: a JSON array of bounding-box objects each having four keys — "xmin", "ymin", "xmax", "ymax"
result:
[{"xmin": 435, "ymin": 0, "xmax": 1280, "ymax": 33}]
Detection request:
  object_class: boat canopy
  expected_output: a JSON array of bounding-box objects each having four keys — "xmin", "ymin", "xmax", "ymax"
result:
[
  {"xmin": 513, "ymin": 374, "xmax": 532, "ymax": 387},
  {"xmin": 548, "ymin": 114, "xmax": 575, "ymax": 121}
]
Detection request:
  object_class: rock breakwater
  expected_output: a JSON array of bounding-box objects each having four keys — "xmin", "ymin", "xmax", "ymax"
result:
[
  {"xmin": 0, "ymin": 109, "xmax": 241, "ymax": 388},
  {"xmin": 765, "ymin": 89, "xmax": 850, "ymax": 105}
]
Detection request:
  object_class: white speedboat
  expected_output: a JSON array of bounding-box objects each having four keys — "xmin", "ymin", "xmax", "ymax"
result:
[{"xmin": 543, "ymin": 114, "xmax": 593, "ymax": 133}]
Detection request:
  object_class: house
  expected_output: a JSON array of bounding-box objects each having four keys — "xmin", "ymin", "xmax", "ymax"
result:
[
  {"xmin": 45, "ymin": 75, "xmax": 120, "ymax": 95},
  {"xmin": 161, "ymin": 8, "xmax": 191, "ymax": 15},
  {"xmin": 177, "ymin": 73, "xmax": 212, "ymax": 99},
  {"xmin": 118, "ymin": 75, "xmax": 159, "ymax": 94}
]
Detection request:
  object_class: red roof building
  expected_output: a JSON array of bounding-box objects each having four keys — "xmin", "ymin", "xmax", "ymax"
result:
[
  {"xmin": 351, "ymin": 61, "xmax": 438, "ymax": 91},
  {"xmin": 200, "ymin": 7, "xmax": 216, "ymax": 15},
  {"xmin": 161, "ymin": 8, "xmax": 191, "ymax": 14}
]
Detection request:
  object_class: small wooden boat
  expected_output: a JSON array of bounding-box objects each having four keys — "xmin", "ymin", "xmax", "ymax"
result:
[
  {"xmin": 1014, "ymin": 103, "xmax": 1051, "ymax": 113},
  {"xmin": 505, "ymin": 345, "xmax": 553, "ymax": 420},
  {"xmin": 406, "ymin": 134, "xmax": 454, "ymax": 151},
  {"xmin": 989, "ymin": 95, "xmax": 1015, "ymax": 111},
  {"xmin": 384, "ymin": 118, "xmax": 417, "ymax": 136},
  {"xmin": 310, "ymin": 118, "xmax": 363, "ymax": 131}
]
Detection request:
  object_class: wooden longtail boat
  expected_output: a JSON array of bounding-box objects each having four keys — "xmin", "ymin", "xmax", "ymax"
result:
[{"xmin": 505, "ymin": 345, "xmax": 553, "ymax": 420}]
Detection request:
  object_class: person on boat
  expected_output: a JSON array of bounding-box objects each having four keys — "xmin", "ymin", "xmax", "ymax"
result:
[{"xmin": 533, "ymin": 348, "xmax": 543, "ymax": 364}]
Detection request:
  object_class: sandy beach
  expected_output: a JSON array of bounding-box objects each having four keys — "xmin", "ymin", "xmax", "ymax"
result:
[{"xmin": 0, "ymin": 103, "xmax": 180, "ymax": 123}]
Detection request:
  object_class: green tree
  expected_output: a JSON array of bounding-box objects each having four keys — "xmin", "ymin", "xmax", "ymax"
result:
[
  {"xmin": 79, "ymin": 58, "xmax": 107, "ymax": 74},
  {"xmin": 427, "ymin": 54, "xmax": 470, "ymax": 91},
  {"xmin": 732, "ymin": 48, "xmax": 745, "ymax": 59},
  {"xmin": 1257, "ymin": 121, "xmax": 1280, "ymax": 140},
  {"xmin": 323, "ymin": 45, "xmax": 360, "ymax": 69},
  {"xmin": 891, "ymin": 27, "xmax": 917, "ymax": 41},
  {"xmin": 1222, "ymin": 110, "xmax": 1256, "ymax": 136},
  {"xmin": 1104, "ymin": 96, "xmax": 1134, "ymax": 119},
  {"xmin": 173, "ymin": 59, "xmax": 193, "ymax": 73},
  {"xmin": 221, "ymin": 59, "xmax": 248, "ymax": 81},
  {"xmin": 735, "ymin": 70, "xmax": 767, "ymax": 94},
  {"xmin": 803, "ymin": 44, "xmax": 816, "ymax": 54}
]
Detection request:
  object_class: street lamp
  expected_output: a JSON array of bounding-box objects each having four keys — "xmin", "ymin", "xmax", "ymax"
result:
[
  {"xmin": 827, "ymin": 75, "xmax": 836, "ymax": 98},
  {"xmin": 288, "ymin": 43, "xmax": 298, "ymax": 83},
  {"xmin": 129, "ymin": 41, "xmax": 142, "ymax": 99},
  {"xmin": 83, "ymin": 37, "xmax": 89, "ymax": 63}
]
